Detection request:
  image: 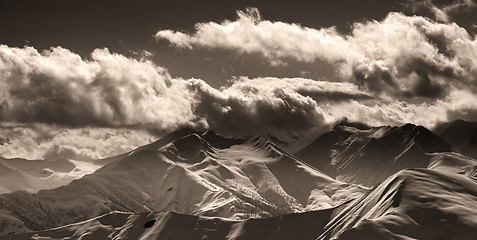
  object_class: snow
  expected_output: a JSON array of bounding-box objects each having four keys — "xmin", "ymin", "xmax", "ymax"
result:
[
  {"xmin": 0, "ymin": 158, "xmax": 103, "ymax": 194},
  {"xmin": 0, "ymin": 129, "xmax": 365, "ymax": 235},
  {"xmin": 297, "ymin": 122, "xmax": 452, "ymax": 187},
  {"xmin": 2, "ymin": 121, "xmax": 477, "ymax": 239},
  {"xmin": 9, "ymin": 168, "xmax": 477, "ymax": 239}
]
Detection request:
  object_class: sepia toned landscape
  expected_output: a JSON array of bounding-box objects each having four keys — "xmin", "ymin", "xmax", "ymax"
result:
[{"xmin": 1, "ymin": 1, "xmax": 477, "ymax": 239}]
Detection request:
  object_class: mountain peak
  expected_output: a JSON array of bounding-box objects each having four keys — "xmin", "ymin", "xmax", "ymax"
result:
[
  {"xmin": 297, "ymin": 122, "xmax": 452, "ymax": 187},
  {"xmin": 165, "ymin": 133, "xmax": 213, "ymax": 163},
  {"xmin": 331, "ymin": 118, "xmax": 372, "ymax": 131},
  {"xmin": 201, "ymin": 130, "xmax": 247, "ymax": 149},
  {"xmin": 385, "ymin": 123, "xmax": 452, "ymax": 153}
]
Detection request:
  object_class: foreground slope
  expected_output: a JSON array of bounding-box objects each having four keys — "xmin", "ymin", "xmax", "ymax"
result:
[
  {"xmin": 4, "ymin": 209, "xmax": 333, "ymax": 240},
  {"xmin": 6, "ymin": 167, "xmax": 477, "ymax": 240},
  {"xmin": 0, "ymin": 129, "xmax": 364, "ymax": 236},
  {"xmin": 319, "ymin": 168, "xmax": 477, "ymax": 240},
  {"xmin": 297, "ymin": 120, "xmax": 452, "ymax": 187}
]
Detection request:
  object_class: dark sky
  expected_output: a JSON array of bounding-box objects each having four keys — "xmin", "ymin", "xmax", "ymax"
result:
[{"xmin": 0, "ymin": 0, "xmax": 404, "ymax": 86}]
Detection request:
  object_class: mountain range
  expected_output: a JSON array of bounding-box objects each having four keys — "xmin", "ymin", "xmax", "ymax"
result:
[{"xmin": 1, "ymin": 120, "xmax": 476, "ymax": 239}]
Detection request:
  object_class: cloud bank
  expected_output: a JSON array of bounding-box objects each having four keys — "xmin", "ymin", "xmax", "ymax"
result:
[
  {"xmin": 1, "ymin": 7, "xmax": 477, "ymax": 159},
  {"xmin": 0, "ymin": 45, "xmax": 365, "ymax": 157},
  {"xmin": 156, "ymin": 8, "xmax": 477, "ymax": 100},
  {"xmin": 0, "ymin": 45, "xmax": 196, "ymax": 131},
  {"xmin": 0, "ymin": 124, "xmax": 154, "ymax": 160}
]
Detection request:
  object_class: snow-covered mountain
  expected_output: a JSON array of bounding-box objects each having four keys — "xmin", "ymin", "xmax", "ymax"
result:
[
  {"xmin": 296, "ymin": 120, "xmax": 452, "ymax": 187},
  {"xmin": 4, "ymin": 209, "xmax": 334, "ymax": 240},
  {"xmin": 0, "ymin": 129, "xmax": 365, "ymax": 236},
  {"xmin": 7, "ymin": 168, "xmax": 477, "ymax": 240},
  {"xmin": 2, "ymin": 122, "xmax": 477, "ymax": 239},
  {"xmin": 319, "ymin": 167, "xmax": 477, "ymax": 240}
]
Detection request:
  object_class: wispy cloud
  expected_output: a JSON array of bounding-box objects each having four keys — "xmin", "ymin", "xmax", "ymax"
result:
[{"xmin": 402, "ymin": 0, "xmax": 476, "ymax": 22}]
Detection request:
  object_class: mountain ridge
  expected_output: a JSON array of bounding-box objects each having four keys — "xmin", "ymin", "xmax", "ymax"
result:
[
  {"xmin": 0, "ymin": 129, "xmax": 365, "ymax": 236},
  {"xmin": 297, "ymin": 121, "xmax": 452, "ymax": 186}
]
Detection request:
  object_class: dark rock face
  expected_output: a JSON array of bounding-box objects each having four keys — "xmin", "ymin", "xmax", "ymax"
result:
[
  {"xmin": 143, "ymin": 220, "xmax": 156, "ymax": 228},
  {"xmin": 201, "ymin": 130, "xmax": 247, "ymax": 149}
]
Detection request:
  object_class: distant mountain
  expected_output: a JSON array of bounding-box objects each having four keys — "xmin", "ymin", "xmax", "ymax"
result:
[
  {"xmin": 296, "ymin": 120, "xmax": 452, "ymax": 187},
  {"xmin": 0, "ymin": 129, "xmax": 365, "ymax": 236},
  {"xmin": 6, "ymin": 168, "xmax": 477, "ymax": 240},
  {"xmin": 0, "ymin": 157, "xmax": 102, "ymax": 194},
  {"xmin": 3, "ymin": 124, "xmax": 477, "ymax": 239},
  {"xmin": 434, "ymin": 119, "xmax": 477, "ymax": 159}
]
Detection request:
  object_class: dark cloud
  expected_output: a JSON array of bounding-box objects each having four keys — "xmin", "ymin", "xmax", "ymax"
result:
[
  {"xmin": 447, "ymin": 107, "xmax": 477, "ymax": 122},
  {"xmin": 189, "ymin": 79, "xmax": 327, "ymax": 139}
]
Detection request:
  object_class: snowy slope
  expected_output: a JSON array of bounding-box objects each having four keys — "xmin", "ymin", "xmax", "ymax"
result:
[
  {"xmin": 428, "ymin": 152, "xmax": 477, "ymax": 177},
  {"xmin": 0, "ymin": 157, "xmax": 102, "ymax": 194},
  {"xmin": 297, "ymin": 120, "xmax": 452, "ymax": 187},
  {"xmin": 6, "ymin": 167, "xmax": 477, "ymax": 240},
  {"xmin": 0, "ymin": 129, "xmax": 365, "ymax": 236},
  {"xmin": 3, "ymin": 209, "xmax": 334, "ymax": 240},
  {"xmin": 318, "ymin": 168, "xmax": 477, "ymax": 240}
]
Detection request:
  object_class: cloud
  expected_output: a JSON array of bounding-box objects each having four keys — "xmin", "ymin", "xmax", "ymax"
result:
[
  {"xmin": 0, "ymin": 124, "xmax": 155, "ymax": 160},
  {"xmin": 322, "ymin": 100, "xmax": 447, "ymax": 128},
  {"xmin": 156, "ymin": 9, "xmax": 477, "ymax": 100},
  {"xmin": 155, "ymin": 8, "xmax": 349, "ymax": 64},
  {"xmin": 0, "ymin": 45, "xmax": 197, "ymax": 132},
  {"xmin": 0, "ymin": 45, "xmax": 353, "ymax": 155},
  {"xmin": 1, "ymin": 41, "xmax": 477, "ymax": 159},
  {"xmin": 443, "ymin": 89, "xmax": 477, "ymax": 121},
  {"xmin": 189, "ymin": 78, "xmax": 327, "ymax": 140},
  {"xmin": 403, "ymin": 0, "xmax": 477, "ymax": 22},
  {"xmin": 0, "ymin": 43, "xmax": 379, "ymax": 141},
  {"xmin": 227, "ymin": 77, "xmax": 374, "ymax": 103}
]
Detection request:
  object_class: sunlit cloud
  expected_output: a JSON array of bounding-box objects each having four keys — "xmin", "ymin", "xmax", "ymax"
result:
[{"xmin": 156, "ymin": 8, "xmax": 477, "ymax": 100}]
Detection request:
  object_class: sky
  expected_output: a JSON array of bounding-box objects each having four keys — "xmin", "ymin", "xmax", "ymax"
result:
[{"xmin": 0, "ymin": 0, "xmax": 476, "ymax": 160}]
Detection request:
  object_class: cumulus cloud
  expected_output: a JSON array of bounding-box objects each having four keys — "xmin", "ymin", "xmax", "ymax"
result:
[
  {"xmin": 155, "ymin": 8, "xmax": 349, "ymax": 64},
  {"xmin": 156, "ymin": 9, "xmax": 477, "ymax": 100},
  {"xmin": 1, "ymin": 45, "xmax": 359, "ymax": 155},
  {"xmin": 0, "ymin": 45, "xmax": 196, "ymax": 132},
  {"xmin": 189, "ymin": 78, "xmax": 326, "ymax": 139},
  {"xmin": 1, "ymin": 39, "xmax": 477, "ymax": 159}
]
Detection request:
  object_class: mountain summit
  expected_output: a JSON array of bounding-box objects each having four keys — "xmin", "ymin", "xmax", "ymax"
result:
[{"xmin": 297, "ymin": 121, "xmax": 452, "ymax": 186}]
